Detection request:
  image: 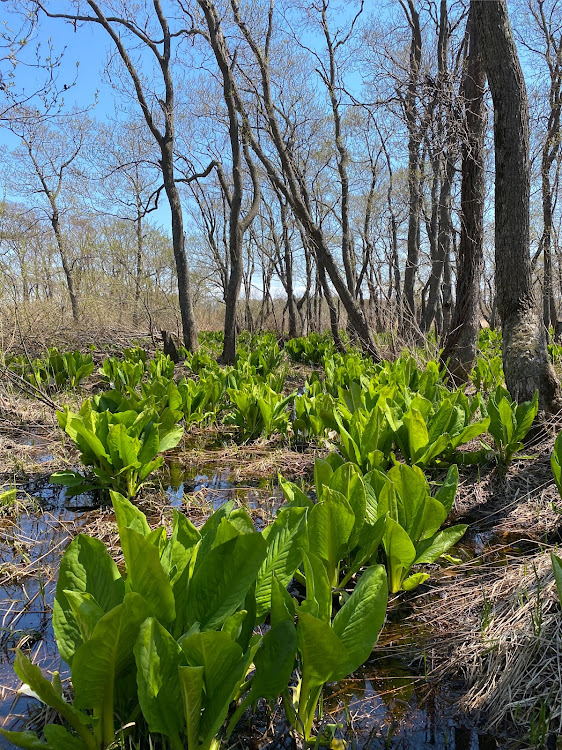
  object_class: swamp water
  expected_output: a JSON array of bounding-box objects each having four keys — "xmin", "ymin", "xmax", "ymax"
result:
[{"xmin": 0, "ymin": 469, "xmax": 523, "ymax": 749}]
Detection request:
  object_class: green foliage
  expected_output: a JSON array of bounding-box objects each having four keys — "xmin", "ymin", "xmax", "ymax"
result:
[
  {"xmin": 51, "ymin": 399, "xmax": 183, "ymax": 498},
  {"xmin": 2, "ymin": 493, "xmax": 267, "ymax": 750},
  {"xmin": 235, "ymin": 338, "xmax": 284, "ymax": 377},
  {"xmin": 484, "ymin": 386, "xmax": 539, "ymax": 467},
  {"xmin": 551, "ymin": 432, "xmax": 562, "ymax": 499},
  {"xmin": 242, "ymin": 563, "xmax": 388, "ymax": 743},
  {"xmin": 389, "ymin": 389, "xmax": 490, "ymax": 468},
  {"xmin": 292, "ymin": 389, "xmax": 335, "ymax": 442},
  {"xmin": 285, "ymin": 333, "xmax": 335, "ymax": 364},
  {"xmin": 99, "ymin": 356, "xmax": 145, "ymax": 391},
  {"xmin": 366, "ymin": 463, "xmax": 466, "ymax": 592},
  {"xmin": 471, "ymin": 355, "xmax": 504, "ymax": 393},
  {"xmin": 7, "ymin": 348, "xmax": 94, "ymax": 390},
  {"xmin": 225, "ymin": 383, "xmax": 296, "ymax": 440},
  {"xmin": 147, "ymin": 351, "xmax": 176, "ymax": 379}
]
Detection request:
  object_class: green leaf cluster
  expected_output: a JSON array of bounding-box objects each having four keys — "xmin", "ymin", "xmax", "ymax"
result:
[
  {"xmin": 51, "ymin": 399, "xmax": 183, "ymax": 498},
  {"xmin": 484, "ymin": 386, "xmax": 538, "ymax": 467}
]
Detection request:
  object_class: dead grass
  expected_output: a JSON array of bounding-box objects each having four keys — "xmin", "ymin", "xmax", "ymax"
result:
[{"xmin": 415, "ymin": 549, "xmax": 562, "ymax": 741}]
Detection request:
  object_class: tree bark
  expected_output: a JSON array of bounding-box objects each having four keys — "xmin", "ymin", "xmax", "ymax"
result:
[
  {"xmin": 441, "ymin": 5, "xmax": 485, "ymax": 383},
  {"xmin": 473, "ymin": 0, "xmax": 561, "ymax": 410}
]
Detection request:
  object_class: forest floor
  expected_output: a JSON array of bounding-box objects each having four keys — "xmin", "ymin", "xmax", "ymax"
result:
[{"xmin": 0, "ymin": 343, "xmax": 561, "ymax": 750}]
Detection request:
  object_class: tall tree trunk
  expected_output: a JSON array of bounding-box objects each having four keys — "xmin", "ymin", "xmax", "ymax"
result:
[
  {"xmin": 50, "ymin": 208, "xmax": 79, "ymax": 323},
  {"xmin": 161, "ymin": 149, "xmax": 198, "ymax": 351},
  {"xmin": 441, "ymin": 6, "xmax": 485, "ymax": 382},
  {"xmin": 133, "ymin": 195, "xmax": 143, "ymax": 329},
  {"xmin": 473, "ymin": 0, "xmax": 561, "ymax": 409},
  {"xmin": 402, "ymin": 0, "xmax": 423, "ymax": 337}
]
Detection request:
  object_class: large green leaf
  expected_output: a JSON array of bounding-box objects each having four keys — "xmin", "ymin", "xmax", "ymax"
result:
[
  {"xmin": 403, "ymin": 408, "xmax": 429, "ymax": 462},
  {"xmin": 134, "ymin": 618, "xmax": 184, "ymax": 739},
  {"xmin": 120, "ymin": 527, "xmax": 175, "ymax": 625},
  {"xmin": 186, "ymin": 533, "xmax": 267, "ymax": 631},
  {"xmin": 332, "ymin": 565, "xmax": 387, "ymax": 676},
  {"xmin": 383, "ymin": 517, "xmax": 416, "ymax": 593},
  {"xmin": 53, "ymin": 535, "xmax": 124, "ymax": 665},
  {"xmin": 72, "ymin": 593, "xmax": 150, "ymax": 712},
  {"xmin": 251, "ymin": 620, "xmax": 297, "ymax": 701},
  {"xmin": 158, "ymin": 424, "xmax": 184, "ymax": 453},
  {"xmin": 107, "ymin": 423, "xmax": 139, "ymax": 472},
  {"xmin": 307, "ymin": 488, "xmax": 355, "ymax": 585},
  {"xmin": 0, "ymin": 729, "xmax": 50, "ymax": 749},
  {"xmin": 300, "ymin": 550, "xmax": 332, "ymax": 623},
  {"xmin": 110, "ymin": 491, "xmax": 151, "ymax": 538},
  {"xmin": 297, "ymin": 611, "xmax": 350, "ymax": 687},
  {"xmin": 180, "ymin": 631, "xmax": 253, "ymax": 743},
  {"xmin": 178, "ymin": 666, "xmax": 204, "ymax": 749},
  {"xmin": 255, "ymin": 507, "xmax": 307, "ymax": 621},
  {"xmin": 414, "ymin": 524, "xmax": 468, "ymax": 564},
  {"xmin": 329, "ymin": 463, "xmax": 366, "ymax": 550}
]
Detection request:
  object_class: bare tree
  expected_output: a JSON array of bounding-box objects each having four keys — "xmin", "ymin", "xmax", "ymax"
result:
[{"xmin": 34, "ymin": 0, "xmax": 200, "ymax": 349}]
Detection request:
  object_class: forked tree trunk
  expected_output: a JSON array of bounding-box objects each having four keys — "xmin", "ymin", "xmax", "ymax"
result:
[{"xmin": 473, "ymin": 0, "xmax": 561, "ymax": 410}]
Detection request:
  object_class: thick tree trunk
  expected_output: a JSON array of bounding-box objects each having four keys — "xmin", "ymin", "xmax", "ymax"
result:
[
  {"xmin": 473, "ymin": 0, "xmax": 561, "ymax": 410},
  {"xmin": 441, "ymin": 6, "xmax": 485, "ymax": 382}
]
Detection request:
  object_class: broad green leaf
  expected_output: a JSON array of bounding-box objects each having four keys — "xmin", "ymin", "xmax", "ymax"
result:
[
  {"xmin": 314, "ymin": 458, "xmax": 334, "ymax": 501},
  {"xmin": 62, "ymin": 591, "xmax": 104, "ymax": 642},
  {"xmin": 0, "ymin": 730, "xmax": 48, "ymax": 749},
  {"xmin": 332, "ymin": 565, "xmax": 388, "ymax": 675},
  {"xmin": 178, "ymin": 666, "xmax": 204, "ymax": 749},
  {"xmin": 107, "ymin": 424, "xmax": 139, "ymax": 472},
  {"xmin": 308, "ymin": 488, "xmax": 355, "ymax": 586},
  {"xmin": 278, "ymin": 475, "xmax": 312, "ymax": 508},
  {"xmin": 403, "ymin": 408, "xmax": 429, "ymax": 462},
  {"xmin": 415, "ymin": 496, "xmax": 448, "ymax": 543},
  {"xmin": 120, "ymin": 527, "xmax": 175, "ymax": 625},
  {"xmin": 300, "ymin": 550, "xmax": 332, "ymax": 623},
  {"xmin": 72, "ymin": 593, "xmax": 150, "ymax": 715},
  {"xmin": 388, "ymin": 464, "xmax": 426, "ymax": 538},
  {"xmin": 158, "ymin": 425, "xmax": 184, "ymax": 453},
  {"xmin": 43, "ymin": 723, "xmax": 88, "ymax": 750},
  {"xmin": 54, "ymin": 535, "xmax": 124, "ymax": 665},
  {"xmin": 383, "ymin": 517, "xmax": 416, "ymax": 593},
  {"xmin": 110, "ymin": 491, "xmax": 151, "ymax": 538},
  {"xmin": 161, "ymin": 510, "xmax": 200, "ymax": 579},
  {"xmin": 186, "ymin": 533, "xmax": 267, "ymax": 631},
  {"xmin": 414, "ymin": 524, "xmax": 468, "ymax": 564},
  {"xmin": 252, "ymin": 619, "xmax": 297, "ymax": 701},
  {"xmin": 134, "ymin": 618, "xmax": 184, "ymax": 738},
  {"xmin": 514, "ymin": 391, "xmax": 538, "ymax": 442},
  {"xmin": 180, "ymin": 631, "xmax": 253, "ymax": 743},
  {"xmin": 297, "ymin": 611, "xmax": 350, "ymax": 687},
  {"xmin": 329, "ymin": 463, "xmax": 366, "ymax": 550},
  {"xmin": 255, "ymin": 507, "xmax": 307, "ymax": 621}
]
